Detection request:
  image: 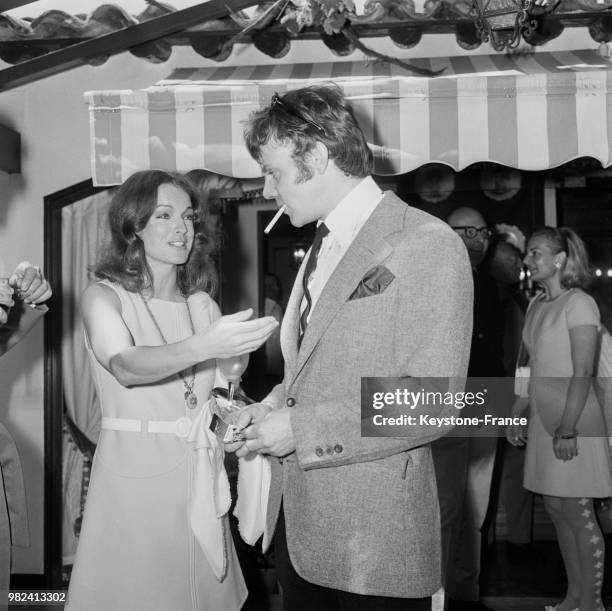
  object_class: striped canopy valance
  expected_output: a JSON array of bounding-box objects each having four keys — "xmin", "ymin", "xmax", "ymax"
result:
[{"xmin": 85, "ymin": 49, "xmax": 612, "ymax": 185}]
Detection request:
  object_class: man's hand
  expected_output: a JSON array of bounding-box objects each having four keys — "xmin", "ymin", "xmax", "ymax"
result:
[
  {"xmin": 0, "ymin": 282, "xmax": 14, "ymax": 326},
  {"xmin": 11, "ymin": 262, "xmax": 52, "ymax": 306},
  {"xmin": 506, "ymin": 396, "xmax": 529, "ymax": 447},
  {"xmin": 506, "ymin": 421, "xmax": 528, "ymax": 447},
  {"xmin": 239, "ymin": 408, "xmax": 296, "ymax": 458},
  {"xmin": 225, "ymin": 402, "xmax": 274, "ymax": 455}
]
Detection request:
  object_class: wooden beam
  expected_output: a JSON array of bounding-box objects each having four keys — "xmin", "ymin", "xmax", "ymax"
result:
[
  {"xmin": 172, "ymin": 11, "xmax": 604, "ymax": 39},
  {"xmin": 0, "ymin": 9, "xmax": 606, "ymax": 58},
  {"xmin": 0, "ymin": 0, "xmax": 40, "ymax": 13},
  {"xmin": 0, "ymin": 123, "xmax": 20, "ymax": 174},
  {"xmin": 0, "ymin": 0, "xmax": 260, "ymax": 92}
]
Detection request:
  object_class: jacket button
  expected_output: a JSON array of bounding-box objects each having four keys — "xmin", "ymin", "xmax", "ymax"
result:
[
  {"xmin": 334, "ymin": 444, "xmax": 343, "ymax": 454},
  {"xmin": 286, "ymin": 397, "xmax": 296, "ymax": 407},
  {"xmin": 315, "ymin": 447, "xmax": 324, "ymax": 457},
  {"xmin": 326, "ymin": 446, "xmax": 333, "ymax": 455}
]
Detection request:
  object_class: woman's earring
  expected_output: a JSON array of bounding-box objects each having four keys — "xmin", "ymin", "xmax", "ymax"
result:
[{"xmin": 554, "ymin": 261, "xmax": 561, "ymax": 269}]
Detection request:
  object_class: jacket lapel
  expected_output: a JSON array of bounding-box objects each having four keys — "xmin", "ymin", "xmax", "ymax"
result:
[{"xmin": 289, "ymin": 193, "xmax": 406, "ymax": 384}]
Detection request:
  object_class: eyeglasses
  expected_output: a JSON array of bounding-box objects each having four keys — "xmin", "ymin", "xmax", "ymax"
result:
[
  {"xmin": 270, "ymin": 92, "xmax": 327, "ymax": 137},
  {"xmin": 451, "ymin": 226, "xmax": 492, "ymax": 239}
]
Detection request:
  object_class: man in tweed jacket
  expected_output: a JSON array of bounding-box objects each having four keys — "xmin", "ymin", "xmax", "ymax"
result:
[{"xmin": 235, "ymin": 84, "xmax": 473, "ymax": 611}]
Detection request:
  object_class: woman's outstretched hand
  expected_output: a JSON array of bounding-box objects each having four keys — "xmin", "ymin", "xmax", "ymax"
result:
[{"xmin": 198, "ymin": 308, "xmax": 278, "ymax": 360}]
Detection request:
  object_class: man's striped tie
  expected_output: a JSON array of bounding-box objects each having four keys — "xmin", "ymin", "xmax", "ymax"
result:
[{"xmin": 298, "ymin": 222, "xmax": 329, "ymax": 348}]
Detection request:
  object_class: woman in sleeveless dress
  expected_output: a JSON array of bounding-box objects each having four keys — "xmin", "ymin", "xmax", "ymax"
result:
[
  {"xmin": 507, "ymin": 227, "xmax": 612, "ymax": 611},
  {"xmin": 66, "ymin": 170, "xmax": 278, "ymax": 611}
]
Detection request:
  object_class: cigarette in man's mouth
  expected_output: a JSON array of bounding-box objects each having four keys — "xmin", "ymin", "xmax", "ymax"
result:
[{"xmin": 264, "ymin": 205, "xmax": 287, "ymax": 234}]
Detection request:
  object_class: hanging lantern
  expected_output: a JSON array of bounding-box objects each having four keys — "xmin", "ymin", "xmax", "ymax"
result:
[
  {"xmin": 480, "ymin": 166, "xmax": 523, "ymax": 201},
  {"xmin": 414, "ymin": 165, "xmax": 456, "ymax": 204},
  {"xmin": 472, "ymin": 0, "xmax": 537, "ymax": 51}
]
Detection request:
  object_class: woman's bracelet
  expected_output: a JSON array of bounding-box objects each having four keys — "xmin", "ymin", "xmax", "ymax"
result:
[{"xmin": 553, "ymin": 428, "xmax": 578, "ymax": 441}]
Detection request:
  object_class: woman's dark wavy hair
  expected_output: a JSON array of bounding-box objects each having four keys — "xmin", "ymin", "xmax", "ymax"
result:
[
  {"xmin": 95, "ymin": 170, "xmax": 219, "ymax": 297},
  {"xmin": 244, "ymin": 83, "xmax": 373, "ymax": 178},
  {"xmin": 530, "ymin": 226, "xmax": 592, "ymax": 290}
]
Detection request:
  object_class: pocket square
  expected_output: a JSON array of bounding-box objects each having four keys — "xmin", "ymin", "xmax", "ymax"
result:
[{"xmin": 349, "ymin": 265, "xmax": 395, "ymax": 301}]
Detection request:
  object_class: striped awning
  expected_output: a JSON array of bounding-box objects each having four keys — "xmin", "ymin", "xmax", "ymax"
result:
[{"xmin": 85, "ymin": 49, "xmax": 612, "ymax": 186}]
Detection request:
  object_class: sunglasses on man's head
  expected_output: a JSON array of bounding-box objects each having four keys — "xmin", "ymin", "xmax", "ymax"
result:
[
  {"xmin": 451, "ymin": 226, "xmax": 492, "ymax": 239},
  {"xmin": 270, "ymin": 92, "xmax": 327, "ymax": 137}
]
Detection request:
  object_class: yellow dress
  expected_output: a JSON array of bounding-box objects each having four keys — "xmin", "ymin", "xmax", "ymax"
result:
[{"xmin": 67, "ymin": 281, "xmax": 247, "ymax": 611}]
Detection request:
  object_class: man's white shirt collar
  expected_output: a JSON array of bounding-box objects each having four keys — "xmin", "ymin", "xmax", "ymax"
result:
[{"xmin": 321, "ymin": 176, "xmax": 383, "ymax": 248}]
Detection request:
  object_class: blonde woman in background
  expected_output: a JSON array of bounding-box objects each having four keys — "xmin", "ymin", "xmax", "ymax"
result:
[{"xmin": 508, "ymin": 227, "xmax": 612, "ymax": 611}]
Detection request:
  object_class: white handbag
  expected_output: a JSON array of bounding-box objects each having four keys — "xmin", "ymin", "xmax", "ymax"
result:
[
  {"xmin": 514, "ymin": 297, "xmax": 538, "ymax": 399},
  {"xmin": 514, "ymin": 365, "xmax": 530, "ymax": 398},
  {"xmin": 593, "ymin": 326, "xmax": 612, "ymax": 435},
  {"xmin": 514, "ymin": 330, "xmax": 531, "ymax": 398}
]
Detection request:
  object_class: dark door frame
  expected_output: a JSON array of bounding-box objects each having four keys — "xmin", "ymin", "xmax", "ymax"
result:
[
  {"xmin": 39, "ymin": 178, "xmax": 241, "ymax": 586},
  {"xmin": 40, "ymin": 179, "xmax": 106, "ymax": 588}
]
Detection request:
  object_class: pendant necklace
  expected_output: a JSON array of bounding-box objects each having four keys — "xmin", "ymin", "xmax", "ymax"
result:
[{"xmin": 140, "ymin": 293, "xmax": 199, "ymax": 410}]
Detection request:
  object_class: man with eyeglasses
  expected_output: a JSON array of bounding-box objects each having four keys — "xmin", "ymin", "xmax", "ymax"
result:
[
  {"xmin": 432, "ymin": 207, "xmax": 505, "ymax": 611},
  {"xmin": 231, "ymin": 84, "xmax": 473, "ymax": 611}
]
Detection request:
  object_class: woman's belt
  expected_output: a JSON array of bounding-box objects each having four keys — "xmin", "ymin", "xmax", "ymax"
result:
[{"xmin": 101, "ymin": 416, "xmax": 194, "ymax": 438}]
